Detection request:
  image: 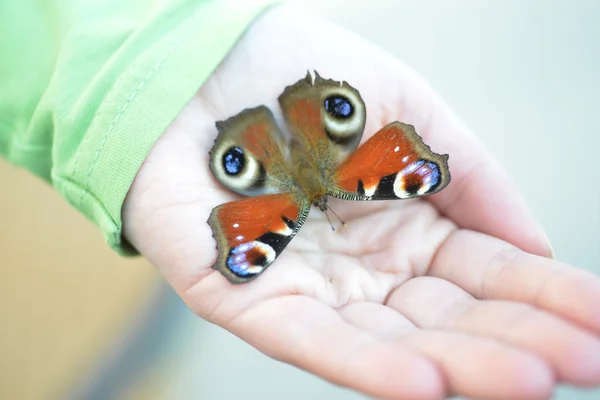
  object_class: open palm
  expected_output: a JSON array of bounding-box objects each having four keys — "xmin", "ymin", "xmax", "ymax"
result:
[{"xmin": 122, "ymin": 5, "xmax": 600, "ymax": 400}]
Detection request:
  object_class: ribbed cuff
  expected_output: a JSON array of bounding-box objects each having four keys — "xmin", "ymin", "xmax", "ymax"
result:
[{"xmin": 53, "ymin": 0, "xmax": 279, "ymax": 254}]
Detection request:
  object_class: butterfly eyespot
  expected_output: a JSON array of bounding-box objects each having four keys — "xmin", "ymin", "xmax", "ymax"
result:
[
  {"xmin": 210, "ymin": 141, "xmax": 265, "ymax": 195},
  {"xmin": 226, "ymin": 241, "xmax": 275, "ymax": 277},
  {"xmin": 222, "ymin": 147, "xmax": 245, "ymax": 176},
  {"xmin": 324, "ymin": 95, "xmax": 354, "ymax": 119},
  {"xmin": 320, "ymin": 87, "xmax": 366, "ymax": 149},
  {"xmin": 393, "ymin": 160, "xmax": 442, "ymax": 198}
]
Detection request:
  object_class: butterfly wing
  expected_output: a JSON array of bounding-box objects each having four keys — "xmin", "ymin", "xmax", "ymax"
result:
[
  {"xmin": 328, "ymin": 122, "xmax": 451, "ymax": 200},
  {"xmin": 208, "ymin": 193, "xmax": 311, "ymax": 284},
  {"xmin": 209, "ymin": 106, "xmax": 293, "ymax": 196},
  {"xmin": 278, "ymin": 71, "xmax": 367, "ymax": 172}
]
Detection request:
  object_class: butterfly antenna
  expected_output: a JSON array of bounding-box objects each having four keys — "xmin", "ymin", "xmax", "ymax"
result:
[
  {"xmin": 327, "ymin": 205, "xmax": 347, "ymax": 229},
  {"xmin": 324, "ymin": 209, "xmax": 336, "ymax": 231}
]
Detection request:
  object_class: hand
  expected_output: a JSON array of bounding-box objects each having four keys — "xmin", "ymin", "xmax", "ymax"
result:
[{"xmin": 122, "ymin": 5, "xmax": 600, "ymax": 399}]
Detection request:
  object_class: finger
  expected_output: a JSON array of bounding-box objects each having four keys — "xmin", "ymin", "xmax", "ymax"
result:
[
  {"xmin": 227, "ymin": 296, "xmax": 445, "ymax": 400},
  {"xmin": 385, "ymin": 68, "xmax": 552, "ymax": 258},
  {"xmin": 356, "ymin": 50, "xmax": 553, "ymax": 264},
  {"xmin": 339, "ymin": 302, "xmax": 553, "ymax": 400},
  {"xmin": 428, "ymin": 229, "xmax": 600, "ymax": 334},
  {"xmin": 381, "ymin": 67, "xmax": 554, "ymax": 259},
  {"xmin": 400, "ymin": 330, "xmax": 553, "ymax": 400},
  {"xmin": 427, "ymin": 140, "xmax": 553, "ymax": 259},
  {"xmin": 387, "ymin": 276, "xmax": 600, "ymax": 385}
]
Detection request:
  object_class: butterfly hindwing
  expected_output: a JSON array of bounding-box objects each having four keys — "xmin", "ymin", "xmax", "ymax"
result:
[
  {"xmin": 329, "ymin": 122, "xmax": 451, "ymax": 200},
  {"xmin": 209, "ymin": 106, "xmax": 293, "ymax": 196},
  {"xmin": 278, "ymin": 72, "xmax": 367, "ymax": 171},
  {"xmin": 208, "ymin": 193, "xmax": 311, "ymax": 284}
]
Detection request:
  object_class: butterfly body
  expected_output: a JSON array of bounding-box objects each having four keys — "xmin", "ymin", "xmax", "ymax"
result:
[
  {"xmin": 208, "ymin": 72, "xmax": 451, "ymax": 284},
  {"xmin": 289, "ymin": 147, "xmax": 328, "ymax": 204}
]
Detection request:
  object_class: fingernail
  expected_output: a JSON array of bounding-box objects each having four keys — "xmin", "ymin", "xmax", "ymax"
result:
[{"xmin": 542, "ymin": 230, "xmax": 555, "ymax": 259}]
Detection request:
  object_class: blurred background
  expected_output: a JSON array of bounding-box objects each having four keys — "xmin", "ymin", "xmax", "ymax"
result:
[{"xmin": 1, "ymin": 0, "xmax": 598, "ymax": 399}]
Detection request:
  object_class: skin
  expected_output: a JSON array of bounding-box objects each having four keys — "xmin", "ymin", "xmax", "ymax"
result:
[{"xmin": 122, "ymin": 5, "xmax": 600, "ymax": 400}]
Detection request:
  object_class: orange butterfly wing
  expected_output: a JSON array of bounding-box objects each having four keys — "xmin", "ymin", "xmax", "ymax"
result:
[
  {"xmin": 208, "ymin": 193, "xmax": 310, "ymax": 284},
  {"xmin": 209, "ymin": 106, "xmax": 293, "ymax": 197},
  {"xmin": 329, "ymin": 122, "xmax": 451, "ymax": 200},
  {"xmin": 278, "ymin": 72, "xmax": 367, "ymax": 171}
]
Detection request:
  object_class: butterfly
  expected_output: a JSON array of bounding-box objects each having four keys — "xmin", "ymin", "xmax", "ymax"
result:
[{"xmin": 207, "ymin": 72, "xmax": 451, "ymax": 284}]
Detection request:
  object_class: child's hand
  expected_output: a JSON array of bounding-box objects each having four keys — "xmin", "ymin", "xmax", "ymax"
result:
[{"xmin": 122, "ymin": 5, "xmax": 600, "ymax": 399}]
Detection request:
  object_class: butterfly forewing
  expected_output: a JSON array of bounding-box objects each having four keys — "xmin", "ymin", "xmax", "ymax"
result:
[
  {"xmin": 329, "ymin": 122, "xmax": 450, "ymax": 200},
  {"xmin": 209, "ymin": 106, "xmax": 294, "ymax": 197},
  {"xmin": 208, "ymin": 193, "xmax": 311, "ymax": 284}
]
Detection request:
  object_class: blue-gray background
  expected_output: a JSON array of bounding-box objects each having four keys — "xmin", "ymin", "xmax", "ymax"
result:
[{"xmin": 78, "ymin": 1, "xmax": 600, "ymax": 399}]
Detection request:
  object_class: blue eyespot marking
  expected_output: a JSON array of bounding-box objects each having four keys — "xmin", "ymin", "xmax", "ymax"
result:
[
  {"xmin": 226, "ymin": 241, "xmax": 275, "ymax": 277},
  {"xmin": 395, "ymin": 160, "xmax": 441, "ymax": 197},
  {"xmin": 324, "ymin": 95, "xmax": 354, "ymax": 119},
  {"xmin": 227, "ymin": 243, "xmax": 253, "ymax": 276},
  {"xmin": 222, "ymin": 147, "xmax": 245, "ymax": 175},
  {"xmin": 419, "ymin": 161, "xmax": 440, "ymax": 189}
]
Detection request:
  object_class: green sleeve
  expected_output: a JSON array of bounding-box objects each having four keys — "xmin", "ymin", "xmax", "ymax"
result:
[{"xmin": 0, "ymin": 0, "xmax": 277, "ymax": 254}]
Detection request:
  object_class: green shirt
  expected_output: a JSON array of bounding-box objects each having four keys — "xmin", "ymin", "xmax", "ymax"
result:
[{"xmin": 0, "ymin": 0, "xmax": 275, "ymax": 254}]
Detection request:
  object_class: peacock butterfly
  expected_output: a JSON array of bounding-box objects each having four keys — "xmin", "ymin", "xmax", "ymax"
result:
[{"xmin": 208, "ymin": 72, "xmax": 451, "ymax": 284}]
